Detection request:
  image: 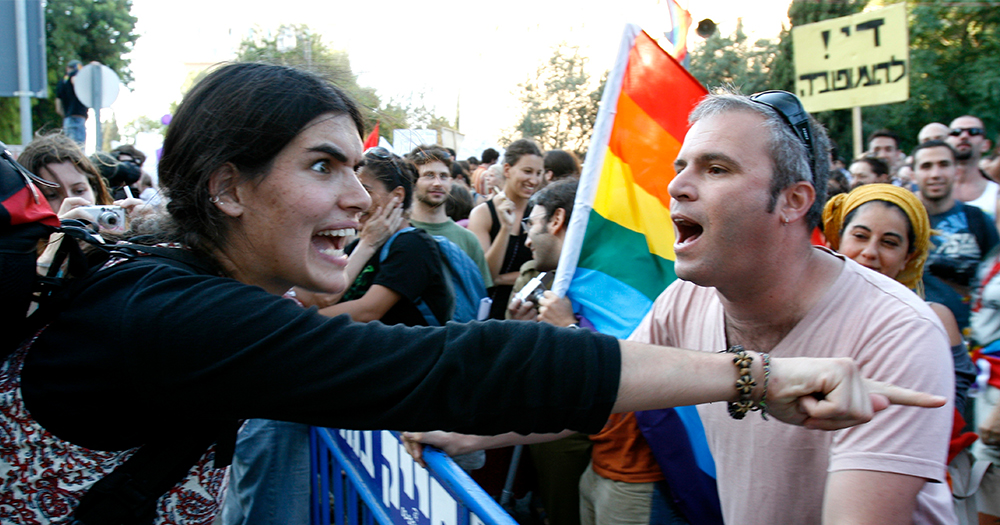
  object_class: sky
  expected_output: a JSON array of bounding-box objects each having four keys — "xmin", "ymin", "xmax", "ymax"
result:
[{"xmin": 112, "ymin": 0, "xmax": 793, "ymax": 159}]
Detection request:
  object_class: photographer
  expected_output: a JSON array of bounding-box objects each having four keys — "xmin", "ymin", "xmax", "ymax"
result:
[
  {"xmin": 92, "ymin": 150, "xmax": 143, "ymax": 201},
  {"xmin": 17, "ymin": 134, "xmax": 147, "ymax": 271},
  {"xmin": 507, "ymin": 178, "xmax": 580, "ymax": 328}
]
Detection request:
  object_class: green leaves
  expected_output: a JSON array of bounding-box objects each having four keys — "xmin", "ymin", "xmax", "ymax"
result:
[
  {"xmin": 508, "ymin": 43, "xmax": 605, "ymax": 156},
  {"xmin": 2, "ymin": 0, "xmax": 139, "ymax": 144},
  {"xmin": 235, "ymin": 25, "xmax": 451, "ymax": 140}
]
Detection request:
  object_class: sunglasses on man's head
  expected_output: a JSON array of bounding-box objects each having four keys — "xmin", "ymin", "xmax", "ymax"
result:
[
  {"xmin": 950, "ymin": 127, "xmax": 984, "ymax": 137},
  {"xmin": 748, "ymin": 90, "xmax": 816, "ymax": 181}
]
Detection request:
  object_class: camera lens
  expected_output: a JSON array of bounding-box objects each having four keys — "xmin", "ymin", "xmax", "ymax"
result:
[{"xmin": 99, "ymin": 211, "xmax": 119, "ymax": 228}]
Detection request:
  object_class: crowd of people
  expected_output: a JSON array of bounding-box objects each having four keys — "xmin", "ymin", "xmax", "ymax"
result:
[{"xmin": 6, "ymin": 59, "xmax": 992, "ymax": 525}]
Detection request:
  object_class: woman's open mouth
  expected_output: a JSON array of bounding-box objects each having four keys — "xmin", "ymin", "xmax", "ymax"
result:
[{"xmin": 314, "ymin": 228, "xmax": 356, "ymax": 259}]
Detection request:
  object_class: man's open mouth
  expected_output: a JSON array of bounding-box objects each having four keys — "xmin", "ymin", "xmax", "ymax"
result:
[{"xmin": 673, "ymin": 216, "xmax": 703, "ymax": 245}]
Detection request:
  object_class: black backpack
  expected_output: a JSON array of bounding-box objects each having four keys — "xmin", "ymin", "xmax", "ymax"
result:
[
  {"xmin": 0, "ymin": 142, "xmax": 60, "ymax": 356},
  {"xmin": 0, "ymin": 142, "xmax": 234, "ymax": 524}
]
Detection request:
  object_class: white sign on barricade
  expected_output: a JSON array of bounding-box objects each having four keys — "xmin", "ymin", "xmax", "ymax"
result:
[{"xmin": 317, "ymin": 428, "xmax": 513, "ymax": 525}]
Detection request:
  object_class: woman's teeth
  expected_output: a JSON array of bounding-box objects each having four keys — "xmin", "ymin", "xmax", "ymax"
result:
[{"xmin": 318, "ymin": 228, "xmax": 357, "ymax": 237}]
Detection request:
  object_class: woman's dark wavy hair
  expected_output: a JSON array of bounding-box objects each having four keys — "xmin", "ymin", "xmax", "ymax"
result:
[
  {"xmin": 363, "ymin": 152, "xmax": 417, "ymax": 211},
  {"xmin": 18, "ymin": 132, "xmax": 114, "ymax": 206},
  {"xmin": 153, "ymin": 62, "xmax": 364, "ymax": 255}
]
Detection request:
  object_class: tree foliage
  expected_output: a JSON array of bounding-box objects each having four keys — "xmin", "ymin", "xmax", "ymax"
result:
[
  {"xmin": 687, "ymin": 20, "xmax": 779, "ymax": 96},
  {"xmin": 236, "ymin": 25, "xmax": 451, "ymax": 142},
  {"xmin": 1, "ymin": 0, "xmax": 139, "ymax": 144},
  {"xmin": 774, "ymin": 0, "xmax": 866, "ymax": 158},
  {"xmin": 508, "ymin": 44, "xmax": 606, "ymax": 156},
  {"xmin": 862, "ymin": 0, "xmax": 1000, "ymax": 152},
  {"xmin": 686, "ymin": 3, "xmax": 865, "ymax": 157}
]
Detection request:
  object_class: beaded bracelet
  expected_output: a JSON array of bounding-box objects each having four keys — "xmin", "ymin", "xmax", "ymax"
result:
[
  {"xmin": 722, "ymin": 345, "xmax": 756, "ymax": 419},
  {"xmin": 722, "ymin": 346, "xmax": 771, "ymax": 420}
]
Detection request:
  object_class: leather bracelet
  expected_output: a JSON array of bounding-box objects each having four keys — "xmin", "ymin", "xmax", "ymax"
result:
[
  {"xmin": 752, "ymin": 352, "xmax": 770, "ymax": 420},
  {"xmin": 722, "ymin": 345, "xmax": 756, "ymax": 419}
]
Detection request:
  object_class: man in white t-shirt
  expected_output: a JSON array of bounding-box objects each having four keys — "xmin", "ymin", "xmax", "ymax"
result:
[
  {"xmin": 947, "ymin": 115, "xmax": 999, "ymax": 224},
  {"xmin": 646, "ymin": 90, "xmax": 956, "ymax": 524}
]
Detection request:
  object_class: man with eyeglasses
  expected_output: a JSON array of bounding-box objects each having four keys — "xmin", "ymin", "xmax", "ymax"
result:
[
  {"xmin": 947, "ymin": 116, "xmax": 998, "ymax": 224},
  {"xmin": 407, "ymin": 145, "xmax": 493, "ymax": 288}
]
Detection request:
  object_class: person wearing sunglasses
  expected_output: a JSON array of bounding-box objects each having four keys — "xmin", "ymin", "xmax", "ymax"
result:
[
  {"xmin": 635, "ymin": 89, "xmax": 954, "ymax": 524},
  {"xmin": 406, "ymin": 89, "xmax": 955, "ymax": 525},
  {"xmin": 946, "ymin": 116, "xmax": 999, "ymax": 227}
]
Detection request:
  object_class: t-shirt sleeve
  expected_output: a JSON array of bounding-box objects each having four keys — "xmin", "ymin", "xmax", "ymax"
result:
[
  {"xmin": 374, "ymin": 231, "xmax": 439, "ymax": 302},
  {"xmin": 828, "ymin": 313, "xmax": 953, "ymax": 482}
]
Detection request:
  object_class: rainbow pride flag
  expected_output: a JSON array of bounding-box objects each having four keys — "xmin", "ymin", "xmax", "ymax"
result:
[
  {"xmin": 664, "ymin": 0, "xmax": 693, "ymax": 61},
  {"xmin": 552, "ymin": 24, "xmax": 720, "ymax": 524},
  {"xmin": 553, "ymin": 24, "xmax": 706, "ymax": 338}
]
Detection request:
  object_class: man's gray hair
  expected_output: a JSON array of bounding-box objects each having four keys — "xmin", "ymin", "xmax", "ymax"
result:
[{"xmin": 689, "ymin": 89, "xmax": 830, "ymax": 229}]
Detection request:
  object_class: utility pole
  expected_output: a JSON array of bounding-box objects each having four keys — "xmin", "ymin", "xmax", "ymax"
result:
[{"xmin": 15, "ymin": 0, "xmax": 33, "ymax": 145}]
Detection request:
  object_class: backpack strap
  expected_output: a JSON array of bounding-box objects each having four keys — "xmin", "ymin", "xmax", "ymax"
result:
[
  {"xmin": 379, "ymin": 227, "xmax": 444, "ymax": 326},
  {"xmin": 962, "ymin": 204, "xmax": 996, "ymax": 257},
  {"xmin": 70, "ymin": 438, "xmax": 211, "ymax": 525},
  {"xmin": 70, "ymin": 420, "xmax": 239, "ymax": 525}
]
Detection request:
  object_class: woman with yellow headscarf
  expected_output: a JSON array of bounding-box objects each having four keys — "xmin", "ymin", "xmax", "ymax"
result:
[{"xmin": 823, "ymin": 183, "xmax": 975, "ymax": 415}]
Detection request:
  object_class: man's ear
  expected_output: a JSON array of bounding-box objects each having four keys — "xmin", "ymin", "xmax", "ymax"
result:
[
  {"xmin": 780, "ymin": 181, "xmax": 816, "ymax": 224},
  {"xmin": 548, "ymin": 207, "xmax": 567, "ymax": 233},
  {"xmin": 982, "ymin": 139, "xmax": 993, "ymax": 155},
  {"xmin": 208, "ymin": 163, "xmax": 244, "ymax": 218}
]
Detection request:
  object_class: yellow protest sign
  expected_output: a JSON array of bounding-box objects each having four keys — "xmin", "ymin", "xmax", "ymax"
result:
[{"xmin": 792, "ymin": 3, "xmax": 909, "ymax": 112}]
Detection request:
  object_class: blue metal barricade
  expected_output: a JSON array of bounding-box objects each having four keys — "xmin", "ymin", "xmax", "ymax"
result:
[{"xmin": 310, "ymin": 427, "xmax": 518, "ymax": 525}]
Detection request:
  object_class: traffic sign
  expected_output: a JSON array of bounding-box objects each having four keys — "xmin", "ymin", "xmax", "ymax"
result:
[{"xmin": 73, "ymin": 63, "xmax": 120, "ymax": 109}]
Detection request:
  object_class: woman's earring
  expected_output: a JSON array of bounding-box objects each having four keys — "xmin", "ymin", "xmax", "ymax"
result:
[{"xmin": 209, "ymin": 195, "xmax": 221, "ymax": 204}]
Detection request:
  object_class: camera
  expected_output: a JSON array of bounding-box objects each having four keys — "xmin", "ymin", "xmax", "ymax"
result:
[
  {"xmin": 513, "ymin": 272, "xmax": 549, "ymax": 306},
  {"xmin": 76, "ymin": 205, "xmax": 126, "ymax": 232}
]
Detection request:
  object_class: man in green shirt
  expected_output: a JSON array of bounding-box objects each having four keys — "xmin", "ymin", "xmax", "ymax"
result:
[{"xmin": 407, "ymin": 145, "xmax": 493, "ymax": 288}]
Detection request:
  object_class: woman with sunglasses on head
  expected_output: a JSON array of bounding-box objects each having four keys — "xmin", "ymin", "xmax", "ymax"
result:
[
  {"xmin": 1, "ymin": 63, "xmax": 944, "ymax": 525},
  {"xmin": 301, "ymin": 148, "xmax": 455, "ymax": 326},
  {"xmin": 468, "ymin": 139, "xmax": 544, "ymax": 319}
]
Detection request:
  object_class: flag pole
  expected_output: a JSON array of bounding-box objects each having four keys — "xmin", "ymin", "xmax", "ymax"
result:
[{"xmin": 552, "ymin": 24, "xmax": 643, "ymax": 298}]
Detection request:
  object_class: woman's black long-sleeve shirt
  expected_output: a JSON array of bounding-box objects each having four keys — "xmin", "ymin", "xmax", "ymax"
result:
[{"xmin": 21, "ymin": 251, "xmax": 621, "ymax": 451}]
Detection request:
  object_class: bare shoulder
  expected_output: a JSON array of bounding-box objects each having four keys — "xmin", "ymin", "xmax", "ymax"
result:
[
  {"xmin": 468, "ymin": 203, "xmax": 493, "ymax": 231},
  {"xmin": 927, "ymin": 302, "xmax": 962, "ymax": 345}
]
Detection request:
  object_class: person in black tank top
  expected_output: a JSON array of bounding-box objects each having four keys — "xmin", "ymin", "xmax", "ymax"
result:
[{"xmin": 468, "ymin": 139, "xmax": 545, "ymax": 319}]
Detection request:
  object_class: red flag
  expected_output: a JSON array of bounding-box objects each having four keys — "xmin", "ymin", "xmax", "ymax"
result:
[{"xmin": 363, "ymin": 122, "xmax": 380, "ymax": 150}]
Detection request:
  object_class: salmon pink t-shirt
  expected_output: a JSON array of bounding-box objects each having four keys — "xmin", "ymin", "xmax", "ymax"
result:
[{"xmin": 631, "ymin": 249, "xmax": 956, "ymax": 525}]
